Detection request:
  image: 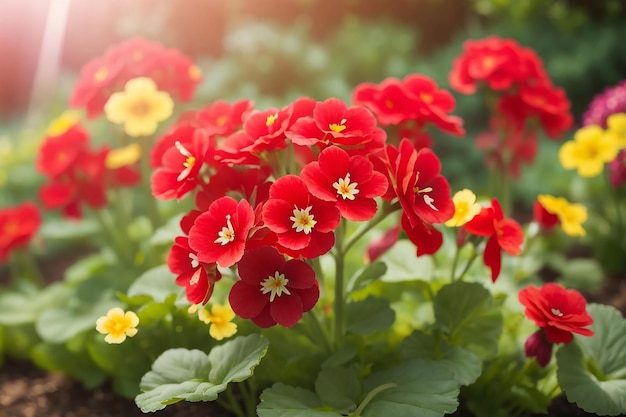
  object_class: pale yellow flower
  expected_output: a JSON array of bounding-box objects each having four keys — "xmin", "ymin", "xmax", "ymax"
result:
[
  {"xmin": 105, "ymin": 143, "xmax": 142, "ymax": 169},
  {"xmin": 47, "ymin": 111, "xmax": 81, "ymax": 136},
  {"xmin": 558, "ymin": 125, "xmax": 619, "ymax": 178},
  {"xmin": 198, "ymin": 304, "xmax": 237, "ymax": 341},
  {"xmin": 95, "ymin": 307, "xmax": 139, "ymax": 344},
  {"xmin": 537, "ymin": 194, "xmax": 587, "ymax": 237},
  {"xmin": 104, "ymin": 77, "xmax": 173, "ymax": 137},
  {"xmin": 445, "ymin": 189, "xmax": 481, "ymax": 227}
]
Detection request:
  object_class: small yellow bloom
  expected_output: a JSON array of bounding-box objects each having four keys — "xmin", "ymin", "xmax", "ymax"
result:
[
  {"xmin": 47, "ymin": 111, "xmax": 81, "ymax": 136},
  {"xmin": 198, "ymin": 304, "xmax": 237, "ymax": 341},
  {"xmin": 445, "ymin": 189, "xmax": 481, "ymax": 227},
  {"xmin": 538, "ymin": 194, "xmax": 587, "ymax": 237},
  {"xmin": 104, "ymin": 77, "xmax": 174, "ymax": 137},
  {"xmin": 606, "ymin": 113, "xmax": 626, "ymax": 149},
  {"xmin": 105, "ymin": 143, "xmax": 142, "ymax": 169},
  {"xmin": 95, "ymin": 307, "xmax": 139, "ymax": 344},
  {"xmin": 558, "ymin": 125, "xmax": 619, "ymax": 178}
]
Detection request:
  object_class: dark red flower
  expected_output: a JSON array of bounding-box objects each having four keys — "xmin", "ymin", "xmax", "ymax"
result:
[
  {"xmin": 609, "ymin": 149, "xmax": 626, "ymax": 188},
  {"xmin": 262, "ymin": 175, "xmax": 340, "ymax": 258},
  {"xmin": 188, "ymin": 196, "xmax": 255, "ymax": 268},
  {"xmin": 0, "ymin": 202, "xmax": 41, "ymax": 262},
  {"xmin": 365, "ymin": 225, "xmax": 401, "ymax": 263},
  {"xmin": 300, "ymin": 146, "xmax": 388, "ymax": 221},
  {"xmin": 519, "ymin": 283, "xmax": 594, "ymax": 344},
  {"xmin": 228, "ymin": 246, "xmax": 319, "ymax": 328},
  {"xmin": 464, "ymin": 199, "xmax": 524, "ymax": 282},
  {"xmin": 524, "ymin": 330, "xmax": 553, "ymax": 367}
]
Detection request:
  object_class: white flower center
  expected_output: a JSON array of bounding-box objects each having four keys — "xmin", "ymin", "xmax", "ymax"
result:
[
  {"xmin": 260, "ymin": 271, "xmax": 291, "ymax": 302},
  {"xmin": 214, "ymin": 214, "xmax": 235, "ymax": 245},
  {"xmin": 551, "ymin": 308, "xmax": 563, "ymax": 317},
  {"xmin": 290, "ymin": 205, "xmax": 317, "ymax": 234},
  {"xmin": 189, "ymin": 253, "xmax": 199, "ymax": 269},
  {"xmin": 175, "ymin": 141, "xmax": 196, "ymax": 181},
  {"xmin": 332, "ymin": 173, "xmax": 360, "ymax": 201},
  {"xmin": 189, "ymin": 269, "xmax": 202, "ymax": 286},
  {"xmin": 416, "ymin": 186, "xmax": 438, "ymax": 211}
]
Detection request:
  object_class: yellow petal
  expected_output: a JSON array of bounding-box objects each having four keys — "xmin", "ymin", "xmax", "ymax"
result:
[{"xmin": 105, "ymin": 143, "xmax": 142, "ymax": 169}]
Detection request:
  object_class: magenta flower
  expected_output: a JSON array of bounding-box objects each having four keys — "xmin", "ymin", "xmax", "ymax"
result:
[
  {"xmin": 582, "ymin": 80, "xmax": 626, "ymax": 127},
  {"xmin": 229, "ymin": 246, "xmax": 319, "ymax": 328}
]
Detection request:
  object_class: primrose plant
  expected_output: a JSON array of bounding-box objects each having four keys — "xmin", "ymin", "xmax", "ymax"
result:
[{"xmin": 3, "ymin": 36, "xmax": 625, "ymax": 417}]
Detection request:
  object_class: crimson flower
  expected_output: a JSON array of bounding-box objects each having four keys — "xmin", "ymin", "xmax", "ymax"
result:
[
  {"xmin": 36, "ymin": 124, "xmax": 90, "ymax": 177},
  {"xmin": 519, "ymin": 283, "xmax": 594, "ymax": 344},
  {"xmin": 524, "ymin": 330, "xmax": 554, "ymax": 367},
  {"xmin": 383, "ymin": 139, "xmax": 454, "ymax": 227},
  {"xmin": 0, "ymin": 202, "xmax": 41, "ymax": 262},
  {"xmin": 151, "ymin": 128, "xmax": 216, "ymax": 200},
  {"xmin": 464, "ymin": 198, "xmax": 524, "ymax": 282},
  {"xmin": 228, "ymin": 246, "xmax": 319, "ymax": 328},
  {"xmin": 167, "ymin": 210, "xmax": 221, "ymax": 305},
  {"xmin": 300, "ymin": 146, "xmax": 388, "ymax": 221},
  {"xmin": 262, "ymin": 175, "xmax": 340, "ymax": 259},
  {"xmin": 532, "ymin": 200, "xmax": 560, "ymax": 232},
  {"xmin": 188, "ymin": 196, "xmax": 255, "ymax": 268},
  {"xmin": 353, "ymin": 74, "xmax": 464, "ymax": 136}
]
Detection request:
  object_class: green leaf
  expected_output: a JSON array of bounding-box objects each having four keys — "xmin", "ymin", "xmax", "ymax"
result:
[
  {"xmin": 258, "ymin": 383, "xmax": 343, "ymax": 417},
  {"xmin": 315, "ymin": 367, "xmax": 360, "ymax": 411},
  {"xmin": 346, "ymin": 262, "xmax": 387, "ymax": 295},
  {"xmin": 401, "ymin": 331, "xmax": 482, "ymax": 386},
  {"xmin": 135, "ymin": 334, "xmax": 269, "ymax": 412},
  {"xmin": 362, "ymin": 359, "xmax": 459, "ymax": 417},
  {"xmin": 136, "ymin": 302, "xmax": 172, "ymax": 327},
  {"xmin": 64, "ymin": 253, "xmax": 109, "ymax": 284},
  {"xmin": 346, "ymin": 297, "xmax": 395, "ymax": 335},
  {"xmin": 433, "ymin": 281, "xmax": 503, "ymax": 359},
  {"xmin": 378, "ymin": 240, "xmax": 434, "ymax": 282},
  {"xmin": 32, "ymin": 342, "xmax": 107, "ymax": 388},
  {"xmin": 150, "ymin": 213, "xmax": 184, "ymax": 247},
  {"xmin": 558, "ymin": 258, "xmax": 604, "ymax": 293},
  {"xmin": 0, "ymin": 282, "xmax": 71, "ymax": 325},
  {"xmin": 557, "ymin": 304, "xmax": 626, "ymax": 416},
  {"xmin": 39, "ymin": 218, "xmax": 98, "ymax": 240},
  {"xmin": 127, "ymin": 265, "xmax": 180, "ymax": 304},
  {"xmin": 36, "ymin": 297, "xmax": 120, "ymax": 343}
]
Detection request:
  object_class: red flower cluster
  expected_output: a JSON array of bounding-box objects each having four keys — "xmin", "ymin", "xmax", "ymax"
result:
[
  {"xmin": 70, "ymin": 37, "xmax": 202, "ymax": 119},
  {"xmin": 36, "ymin": 123, "xmax": 140, "ymax": 219},
  {"xmin": 0, "ymin": 202, "xmax": 41, "ymax": 262},
  {"xmin": 449, "ymin": 36, "xmax": 573, "ymax": 177}
]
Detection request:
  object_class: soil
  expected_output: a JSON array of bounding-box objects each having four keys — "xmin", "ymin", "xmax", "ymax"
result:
[{"xmin": 1, "ymin": 250, "xmax": 625, "ymax": 417}]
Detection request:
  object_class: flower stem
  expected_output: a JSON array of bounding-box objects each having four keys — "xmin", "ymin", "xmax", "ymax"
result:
[
  {"xmin": 454, "ymin": 248, "xmax": 479, "ymax": 282},
  {"xmin": 223, "ymin": 386, "xmax": 247, "ymax": 417},
  {"xmin": 333, "ymin": 220, "xmax": 346, "ymax": 350},
  {"xmin": 138, "ymin": 138, "xmax": 162, "ymax": 229},
  {"xmin": 343, "ymin": 201, "xmax": 401, "ymax": 254},
  {"xmin": 351, "ymin": 383, "xmax": 397, "ymax": 417}
]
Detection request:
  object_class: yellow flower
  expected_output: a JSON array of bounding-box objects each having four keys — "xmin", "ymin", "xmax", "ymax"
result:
[
  {"xmin": 558, "ymin": 125, "xmax": 619, "ymax": 178},
  {"xmin": 445, "ymin": 188, "xmax": 481, "ymax": 227},
  {"xmin": 104, "ymin": 77, "xmax": 174, "ymax": 137},
  {"xmin": 538, "ymin": 194, "xmax": 587, "ymax": 237},
  {"xmin": 47, "ymin": 111, "xmax": 81, "ymax": 136},
  {"xmin": 105, "ymin": 143, "xmax": 142, "ymax": 169},
  {"xmin": 198, "ymin": 304, "xmax": 237, "ymax": 341},
  {"xmin": 606, "ymin": 113, "xmax": 626, "ymax": 149},
  {"xmin": 95, "ymin": 307, "xmax": 139, "ymax": 344}
]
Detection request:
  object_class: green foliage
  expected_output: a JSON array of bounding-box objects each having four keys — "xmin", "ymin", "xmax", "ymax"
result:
[
  {"xmin": 557, "ymin": 304, "xmax": 626, "ymax": 416},
  {"xmin": 135, "ymin": 334, "xmax": 269, "ymax": 412},
  {"xmin": 345, "ymin": 297, "xmax": 395, "ymax": 335}
]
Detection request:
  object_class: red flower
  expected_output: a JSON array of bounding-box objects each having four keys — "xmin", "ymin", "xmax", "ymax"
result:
[
  {"xmin": 300, "ymin": 146, "xmax": 388, "ymax": 221},
  {"xmin": 192, "ymin": 99, "xmax": 254, "ymax": 136},
  {"xmin": 519, "ymin": 283, "xmax": 594, "ymax": 344},
  {"xmin": 0, "ymin": 202, "xmax": 41, "ymax": 262},
  {"xmin": 365, "ymin": 225, "xmax": 401, "ymax": 263},
  {"xmin": 262, "ymin": 175, "xmax": 340, "ymax": 259},
  {"xmin": 36, "ymin": 124, "xmax": 90, "ymax": 177},
  {"xmin": 228, "ymin": 246, "xmax": 319, "ymax": 328},
  {"xmin": 381, "ymin": 139, "xmax": 454, "ymax": 227},
  {"xmin": 151, "ymin": 128, "xmax": 216, "ymax": 200},
  {"xmin": 524, "ymin": 330, "xmax": 554, "ymax": 367},
  {"xmin": 401, "ymin": 213, "xmax": 444, "ymax": 256},
  {"xmin": 464, "ymin": 199, "xmax": 524, "ymax": 282},
  {"xmin": 188, "ymin": 196, "xmax": 255, "ymax": 268},
  {"xmin": 533, "ymin": 200, "xmax": 559, "ymax": 232},
  {"xmin": 448, "ymin": 36, "xmax": 547, "ymax": 95},
  {"xmin": 353, "ymin": 74, "xmax": 464, "ymax": 137},
  {"xmin": 168, "ymin": 210, "xmax": 221, "ymax": 305},
  {"xmin": 287, "ymin": 98, "xmax": 384, "ymax": 153}
]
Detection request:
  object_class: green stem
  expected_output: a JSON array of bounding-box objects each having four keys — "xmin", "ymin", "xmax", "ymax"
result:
[
  {"xmin": 449, "ymin": 240, "xmax": 461, "ymax": 282},
  {"xmin": 351, "ymin": 383, "xmax": 397, "ymax": 417},
  {"xmin": 343, "ymin": 201, "xmax": 401, "ymax": 254},
  {"xmin": 454, "ymin": 249, "xmax": 479, "ymax": 282},
  {"xmin": 91, "ymin": 208, "xmax": 135, "ymax": 265},
  {"xmin": 224, "ymin": 386, "xmax": 247, "ymax": 417},
  {"xmin": 239, "ymin": 380, "xmax": 257, "ymax": 417},
  {"xmin": 10, "ymin": 249, "xmax": 44, "ymax": 287},
  {"xmin": 305, "ymin": 310, "xmax": 332, "ymax": 354},
  {"xmin": 333, "ymin": 220, "xmax": 346, "ymax": 350}
]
